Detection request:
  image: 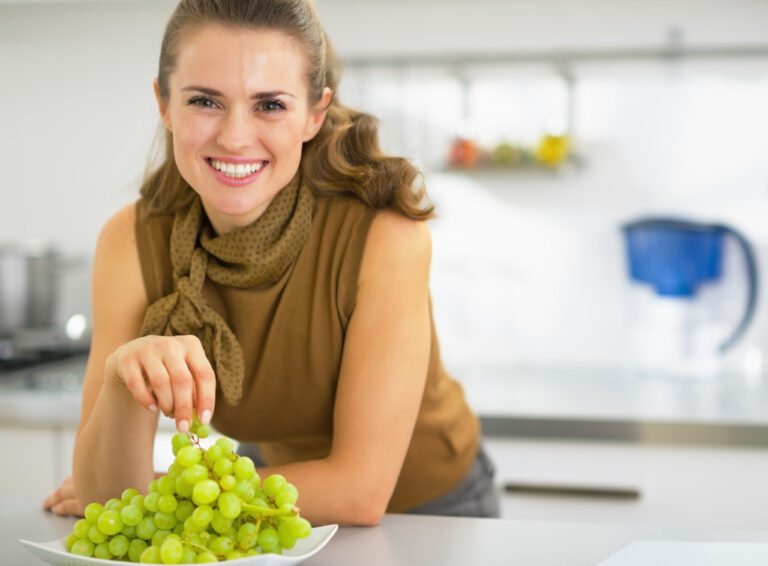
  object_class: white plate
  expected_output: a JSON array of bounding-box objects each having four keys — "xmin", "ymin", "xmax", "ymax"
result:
[{"xmin": 20, "ymin": 524, "xmax": 338, "ymax": 566}]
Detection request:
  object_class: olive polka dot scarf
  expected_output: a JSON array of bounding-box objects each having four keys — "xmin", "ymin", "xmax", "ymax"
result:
[{"xmin": 139, "ymin": 174, "xmax": 313, "ymax": 405}]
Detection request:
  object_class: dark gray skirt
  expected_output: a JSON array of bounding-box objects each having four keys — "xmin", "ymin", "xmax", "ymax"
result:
[{"xmin": 237, "ymin": 442, "xmax": 500, "ymax": 519}]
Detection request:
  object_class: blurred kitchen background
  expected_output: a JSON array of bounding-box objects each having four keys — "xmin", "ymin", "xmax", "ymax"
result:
[{"xmin": 2, "ymin": 0, "xmax": 768, "ymax": 530}]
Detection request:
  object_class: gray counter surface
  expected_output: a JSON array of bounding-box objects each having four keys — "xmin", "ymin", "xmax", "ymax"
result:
[
  {"xmin": 4, "ymin": 356, "xmax": 768, "ymax": 445},
  {"xmin": 6, "ymin": 495, "xmax": 768, "ymax": 566}
]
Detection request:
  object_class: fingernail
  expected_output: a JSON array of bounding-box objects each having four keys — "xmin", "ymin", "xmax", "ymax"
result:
[
  {"xmin": 200, "ymin": 410, "xmax": 211, "ymax": 425},
  {"xmin": 148, "ymin": 404, "xmax": 158, "ymax": 413},
  {"xmin": 178, "ymin": 420, "xmax": 189, "ymax": 434}
]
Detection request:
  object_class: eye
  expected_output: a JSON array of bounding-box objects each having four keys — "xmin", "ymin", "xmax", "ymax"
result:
[
  {"xmin": 187, "ymin": 96, "xmax": 219, "ymax": 109},
  {"xmin": 256, "ymin": 99, "xmax": 286, "ymax": 113}
]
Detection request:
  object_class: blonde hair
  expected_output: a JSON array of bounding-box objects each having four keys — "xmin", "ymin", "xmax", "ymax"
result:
[{"xmin": 141, "ymin": 0, "xmax": 434, "ymax": 220}]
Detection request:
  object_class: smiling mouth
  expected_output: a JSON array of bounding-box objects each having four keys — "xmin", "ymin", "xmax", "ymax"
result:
[{"xmin": 206, "ymin": 158, "xmax": 267, "ymax": 178}]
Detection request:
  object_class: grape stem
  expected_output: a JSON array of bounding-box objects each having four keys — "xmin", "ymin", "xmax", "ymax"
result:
[{"xmin": 242, "ymin": 502, "xmax": 297, "ymax": 518}]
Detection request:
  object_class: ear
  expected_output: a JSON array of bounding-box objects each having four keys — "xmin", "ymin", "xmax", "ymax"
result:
[
  {"xmin": 303, "ymin": 87, "xmax": 332, "ymax": 142},
  {"xmin": 153, "ymin": 78, "xmax": 172, "ymax": 131}
]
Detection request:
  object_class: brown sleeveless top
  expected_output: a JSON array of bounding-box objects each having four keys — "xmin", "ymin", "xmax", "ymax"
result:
[{"xmin": 135, "ymin": 194, "xmax": 479, "ymax": 512}]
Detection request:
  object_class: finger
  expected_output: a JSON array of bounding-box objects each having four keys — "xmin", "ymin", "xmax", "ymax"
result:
[
  {"xmin": 51, "ymin": 498, "xmax": 85, "ymax": 517},
  {"xmin": 185, "ymin": 339, "xmax": 216, "ymax": 425},
  {"xmin": 164, "ymin": 357, "xmax": 195, "ymax": 433},
  {"xmin": 42, "ymin": 477, "xmax": 74, "ymax": 509},
  {"xmin": 142, "ymin": 355, "xmax": 174, "ymax": 416},
  {"xmin": 120, "ymin": 357, "xmax": 159, "ymax": 413}
]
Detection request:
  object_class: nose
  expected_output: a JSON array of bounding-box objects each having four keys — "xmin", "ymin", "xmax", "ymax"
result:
[{"xmin": 216, "ymin": 108, "xmax": 256, "ymax": 152}]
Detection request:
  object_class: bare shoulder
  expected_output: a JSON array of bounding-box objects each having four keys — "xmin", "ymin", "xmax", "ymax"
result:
[
  {"xmin": 360, "ymin": 209, "xmax": 432, "ymax": 285},
  {"xmin": 97, "ymin": 203, "xmax": 137, "ymax": 250}
]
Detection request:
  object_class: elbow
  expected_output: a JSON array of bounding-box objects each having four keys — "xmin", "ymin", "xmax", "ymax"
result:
[{"xmin": 343, "ymin": 487, "xmax": 390, "ymax": 526}]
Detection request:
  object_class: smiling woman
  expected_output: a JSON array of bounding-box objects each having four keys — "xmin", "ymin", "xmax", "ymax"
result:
[{"xmin": 42, "ymin": 0, "xmax": 499, "ymax": 528}]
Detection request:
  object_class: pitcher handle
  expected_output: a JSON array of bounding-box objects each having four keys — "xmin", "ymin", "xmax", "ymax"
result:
[{"xmin": 716, "ymin": 224, "xmax": 758, "ymax": 353}]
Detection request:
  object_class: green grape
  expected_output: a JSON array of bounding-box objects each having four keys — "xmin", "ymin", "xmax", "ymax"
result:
[
  {"xmin": 120, "ymin": 504, "xmax": 143, "ymax": 526},
  {"xmin": 215, "ymin": 437, "xmax": 235, "ymax": 454},
  {"xmin": 210, "ymin": 510, "xmax": 232, "ymax": 534},
  {"xmin": 176, "ymin": 445, "xmax": 202, "ymax": 468},
  {"xmin": 245, "ymin": 549, "xmax": 261, "ymax": 557},
  {"xmin": 104, "ymin": 497, "xmax": 123, "ymax": 511},
  {"xmin": 87, "ymin": 524, "xmax": 107, "ymax": 544},
  {"xmin": 157, "ymin": 475, "xmax": 176, "ymax": 495},
  {"xmin": 108, "ymin": 534, "xmax": 129, "ymax": 557},
  {"xmin": 217, "ymin": 491, "xmax": 241, "ymax": 519},
  {"xmin": 94, "ymin": 542, "xmax": 113, "ymax": 560},
  {"xmin": 282, "ymin": 516, "xmax": 312, "ymax": 539},
  {"xmin": 182, "ymin": 464, "xmax": 208, "ymax": 485},
  {"xmin": 278, "ymin": 521, "xmax": 297, "ymax": 550},
  {"xmin": 226, "ymin": 550, "xmax": 244, "ymax": 560},
  {"xmin": 207, "ymin": 535, "xmax": 234, "ymax": 555},
  {"xmin": 258, "ymin": 527, "xmax": 280, "ymax": 553},
  {"xmin": 233, "ymin": 456, "xmax": 255, "ymax": 480},
  {"xmin": 204, "ymin": 444, "xmax": 223, "ymax": 463},
  {"xmin": 139, "ymin": 544, "xmax": 162, "ymax": 563},
  {"xmin": 167, "ymin": 463, "xmax": 183, "ymax": 480},
  {"xmin": 195, "ymin": 551, "xmax": 218, "ymax": 563},
  {"xmin": 175, "ymin": 500, "xmax": 195, "ymax": 522},
  {"xmin": 122, "ymin": 487, "xmax": 141, "ymax": 503},
  {"xmin": 248, "ymin": 473, "xmax": 261, "ymax": 490},
  {"xmin": 154, "ymin": 511, "xmax": 178, "ymax": 530},
  {"xmin": 213, "ymin": 458, "xmax": 233, "ymax": 478},
  {"xmin": 181, "ymin": 548, "xmax": 198, "ymax": 563},
  {"xmin": 151, "ymin": 528, "xmax": 172, "ymax": 548},
  {"xmin": 158, "ymin": 493, "xmax": 178, "ymax": 514},
  {"xmin": 84, "ymin": 502, "xmax": 104, "ymax": 523},
  {"xmin": 275, "ymin": 482, "xmax": 299, "ymax": 506},
  {"xmin": 128, "ymin": 538, "xmax": 148, "ymax": 562},
  {"xmin": 136, "ymin": 516, "xmax": 158, "ymax": 540},
  {"xmin": 262, "ymin": 474, "xmax": 287, "ymax": 497},
  {"xmin": 148, "ymin": 479, "xmax": 159, "ymax": 493},
  {"xmin": 144, "ymin": 491, "xmax": 161, "ymax": 512},
  {"xmin": 233, "ymin": 479, "xmax": 255, "ymax": 501},
  {"xmin": 219, "ymin": 474, "xmax": 236, "ymax": 491},
  {"xmin": 131, "ymin": 494, "xmax": 146, "ymax": 511},
  {"xmin": 70, "ymin": 538, "xmax": 95, "ymax": 557},
  {"xmin": 97, "ymin": 509, "xmax": 123, "ymax": 535},
  {"xmin": 176, "ymin": 476, "xmax": 195, "ymax": 498},
  {"xmin": 237, "ymin": 522, "xmax": 259, "ymax": 549},
  {"xmin": 183, "ymin": 515, "xmax": 205, "ymax": 534},
  {"xmin": 196, "ymin": 424, "xmax": 211, "ymax": 439},
  {"xmin": 73, "ymin": 518, "xmax": 90, "ymax": 539},
  {"xmin": 191, "ymin": 504, "xmax": 213, "ymax": 528},
  {"xmin": 172, "ymin": 432, "xmax": 192, "ymax": 455},
  {"xmin": 65, "ymin": 533, "xmax": 79, "ymax": 552},
  {"xmin": 121, "ymin": 524, "xmax": 137, "ymax": 538},
  {"xmin": 192, "ymin": 479, "xmax": 220, "ymax": 505},
  {"xmin": 160, "ymin": 535, "xmax": 184, "ymax": 564}
]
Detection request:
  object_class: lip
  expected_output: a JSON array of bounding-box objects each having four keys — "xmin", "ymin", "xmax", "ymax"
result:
[{"xmin": 205, "ymin": 157, "xmax": 267, "ymax": 187}]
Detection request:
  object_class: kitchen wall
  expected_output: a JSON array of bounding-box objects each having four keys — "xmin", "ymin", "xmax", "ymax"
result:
[{"xmin": 2, "ymin": 0, "xmax": 768, "ymax": 380}]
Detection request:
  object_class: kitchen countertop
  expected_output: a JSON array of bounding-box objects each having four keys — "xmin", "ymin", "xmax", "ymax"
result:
[
  {"xmin": 4, "ymin": 355, "xmax": 768, "ymax": 445},
  {"xmin": 5, "ymin": 495, "xmax": 768, "ymax": 566}
]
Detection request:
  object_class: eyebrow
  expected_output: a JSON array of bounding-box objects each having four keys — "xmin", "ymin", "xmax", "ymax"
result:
[{"xmin": 181, "ymin": 85, "xmax": 296, "ymax": 99}]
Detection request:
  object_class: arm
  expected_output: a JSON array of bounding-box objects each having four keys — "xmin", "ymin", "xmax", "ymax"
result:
[
  {"xmin": 71, "ymin": 204, "xmax": 157, "ymax": 504},
  {"xmin": 71, "ymin": 205, "xmax": 216, "ymax": 505},
  {"xmin": 255, "ymin": 210, "xmax": 433, "ymax": 526}
]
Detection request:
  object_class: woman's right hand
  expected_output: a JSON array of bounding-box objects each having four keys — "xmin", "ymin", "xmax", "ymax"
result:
[{"xmin": 104, "ymin": 334, "xmax": 216, "ymax": 433}]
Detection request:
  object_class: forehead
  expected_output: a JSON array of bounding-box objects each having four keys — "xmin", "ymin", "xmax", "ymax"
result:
[{"xmin": 172, "ymin": 24, "xmax": 308, "ymax": 95}]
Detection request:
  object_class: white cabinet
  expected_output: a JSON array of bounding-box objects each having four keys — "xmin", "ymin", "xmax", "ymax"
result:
[{"xmin": 486, "ymin": 437, "xmax": 768, "ymax": 530}]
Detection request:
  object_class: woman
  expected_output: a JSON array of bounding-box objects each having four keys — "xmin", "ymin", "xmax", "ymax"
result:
[{"xmin": 43, "ymin": 0, "xmax": 499, "ymax": 525}]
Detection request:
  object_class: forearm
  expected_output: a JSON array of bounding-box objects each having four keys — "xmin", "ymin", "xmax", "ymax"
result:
[
  {"xmin": 255, "ymin": 457, "xmax": 391, "ymax": 527},
  {"xmin": 72, "ymin": 380, "xmax": 157, "ymax": 505}
]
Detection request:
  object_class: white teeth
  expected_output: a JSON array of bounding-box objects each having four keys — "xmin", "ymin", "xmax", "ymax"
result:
[{"xmin": 210, "ymin": 159, "xmax": 264, "ymax": 178}]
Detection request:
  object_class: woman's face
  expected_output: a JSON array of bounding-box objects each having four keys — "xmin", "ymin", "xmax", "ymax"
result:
[{"xmin": 156, "ymin": 25, "xmax": 330, "ymax": 234}]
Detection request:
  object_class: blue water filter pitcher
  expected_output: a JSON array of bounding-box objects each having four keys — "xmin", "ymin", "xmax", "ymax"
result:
[{"xmin": 622, "ymin": 218, "xmax": 758, "ymax": 378}]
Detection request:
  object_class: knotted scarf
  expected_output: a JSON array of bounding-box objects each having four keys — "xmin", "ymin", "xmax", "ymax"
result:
[{"xmin": 139, "ymin": 174, "xmax": 314, "ymax": 405}]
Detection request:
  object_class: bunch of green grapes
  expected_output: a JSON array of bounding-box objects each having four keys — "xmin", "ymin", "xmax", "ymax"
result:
[{"xmin": 65, "ymin": 416, "xmax": 312, "ymax": 563}]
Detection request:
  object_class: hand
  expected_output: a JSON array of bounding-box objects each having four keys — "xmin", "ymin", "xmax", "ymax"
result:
[
  {"xmin": 42, "ymin": 476, "xmax": 84, "ymax": 516},
  {"xmin": 105, "ymin": 335, "xmax": 216, "ymax": 433}
]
